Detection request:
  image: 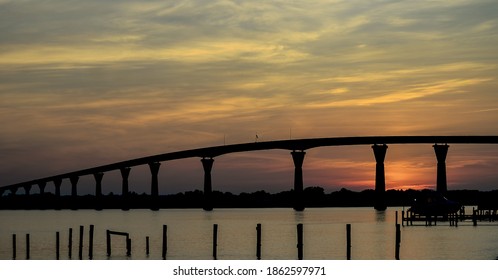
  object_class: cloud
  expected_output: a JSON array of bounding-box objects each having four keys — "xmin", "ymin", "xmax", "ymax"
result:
[{"xmin": 1, "ymin": 0, "xmax": 498, "ymax": 192}]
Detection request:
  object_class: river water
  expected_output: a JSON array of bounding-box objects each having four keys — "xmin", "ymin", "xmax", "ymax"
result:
[{"xmin": 0, "ymin": 207, "xmax": 497, "ymax": 260}]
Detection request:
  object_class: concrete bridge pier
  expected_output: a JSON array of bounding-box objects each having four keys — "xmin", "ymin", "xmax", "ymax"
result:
[
  {"xmin": 148, "ymin": 162, "xmax": 161, "ymax": 211},
  {"xmin": 70, "ymin": 177, "xmax": 79, "ymax": 197},
  {"xmin": 37, "ymin": 182, "xmax": 47, "ymax": 209},
  {"xmin": 11, "ymin": 187, "xmax": 18, "ymax": 195},
  {"xmin": 93, "ymin": 173, "xmax": 104, "ymax": 197},
  {"xmin": 23, "ymin": 185, "xmax": 32, "ymax": 196},
  {"xmin": 120, "ymin": 167, "xmax": 131, "ymax": 210},
  {"xmin": 372, "ymin": 144, "xmax": 388, "ymax": 211},
  {"xmin": 38, "ymin": 182, "xmax": 46, "ymax": 195},
  {"xmin": 54, "ymin": 178, "xmax": 62, "ymax": 210},
  {"xmin": 54, "ymin": 179, "xmax": 62, "ymax": 197},
  {"xmin": 291, "ymin": 150, "xmax": 306, "ymax": 211},
  {"xmin": 433, "ymin": 144, "xmax": 449, "ymax": 193},
  {"xmin": 70, "ymin": 176, "xmax": 79, "ymax": 210},
  {"xmin": 93, "ymin": 172, "xmax": 104, "ymax": 210},
  {"xmin": 201, "ymin": 157, "xmax": 214, "ymax": 211}
]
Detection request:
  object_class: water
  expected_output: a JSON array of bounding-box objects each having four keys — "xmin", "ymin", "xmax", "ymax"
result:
[{"xmin": 0, "ymin": 207, "xmax": 497, "ymax": 260}]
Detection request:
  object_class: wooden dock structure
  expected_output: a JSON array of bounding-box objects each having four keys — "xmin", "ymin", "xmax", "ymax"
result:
[{"xmin": 402, "ymin": 206, "xmax": 498, "ymax": 226}]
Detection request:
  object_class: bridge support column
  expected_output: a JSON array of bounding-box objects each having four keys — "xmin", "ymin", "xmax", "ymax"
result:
[
  {"xmin": 54, "ymin": 179, "xmax": 62, "ymax": 197},
  {"xmin": 148, "ymin": 162, "xmax": 161, "ymax": 211},
  {"xmin": 120, "ymin": 168, "xmax": 131, "ymax": 211},
  {"xmin": 433, "ymin": 144, "xmax": 449, "ymax": 193},
  {"xmin": 70, "ymin": 177, "xmax": 79, "ymax": 197},
  {"xmin": 24, "ymin": 185, "xmax": 32, "ymax": 196},
  {"xmin": 38, "ymin": 182, "xmax": 46, "ymax": 195},
  {"xmin": 201, "ymin": 157, "xmax": 214, "ymax": 211},
  {"xmin": 37, "ymin": 182, "xmax": 47, "ymax": 209},
  {"xmin": 54, "ymin": 179, "xmax": 62, "ymax": 210},
  {"xmin": 372, "ymin": 144, "xmax": 388, "ymax": 211},
  {"xmin": 291, "ymin": 150, "xmax": 306, "ymax": 211},
  {"xmin": 70, "ymin": 176, "xmax": 79, "ymax": 210},
  {"xmin": 93, "ymin": 173, "xmax": 104, "ymax": 210},
  {"xmin": 93, "ymin": 173, "xmax": 104, "ymax": 198},
  {"xmin": 120, "ymin": 168, "xmax": 131, "ymax": 196}
]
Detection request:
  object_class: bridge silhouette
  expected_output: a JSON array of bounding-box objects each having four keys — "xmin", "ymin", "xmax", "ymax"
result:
[{"xmin": 1, "ymin": 136, "xmax": 498, "ymax": 211}]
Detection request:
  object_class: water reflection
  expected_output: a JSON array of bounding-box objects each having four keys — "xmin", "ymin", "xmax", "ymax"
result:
[
  {"xmin": 1, "ymin": 208, "xmax": 497, "ymax": 260},
  {"xmin": 375, "ymin": 210, "xmax": 386, "ymax": 223},
  {"xmin": 294, "ymin": 210, "xmax": 305, "ymax": 224}
]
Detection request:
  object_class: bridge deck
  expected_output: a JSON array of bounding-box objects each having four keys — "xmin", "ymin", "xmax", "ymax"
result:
[{"xmin": 2, "ymin": 136, "xmax": 498, "ymax": 191}]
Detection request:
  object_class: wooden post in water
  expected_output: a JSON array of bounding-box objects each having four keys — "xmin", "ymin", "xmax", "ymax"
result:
[
  {"xmin": 395, "ymin": 224, "xmax": 401, "ymax": 260},
  {"xmin": 89, "ymin": 225, "xmax": 94, "ymax": 260},
  {"xmin": 162, "ymin": 225, "xmax": 167, "ymax": 260},
  {"xmin": 395, "ymin": 211, "xmax": 398, "ymax": 225},
  {"xmin": 56, "ymin": 232, "xmax": 60, "ymax": 260},
  {"xmin": 68, "ymin": 228, "xmax": 73, "ymax": 259},
  {"xmin": 346, "ymin": 224, "xmax": 351, "ymax": 260},
  {"xmin": 26, "ymin": 234, "xmax": 30, "ymax": 260},
  {"xmin": 297, "ymin": 223, "xmax": 304, "ymax": 260},
  {"xmin": 146, "ymin": 236, "xmax": 150, "ymax": 256},
  {"xmin": 126, "ymin": 238, "xmax": 131, "ymax": 256},
  {"xmin": 472, "ymin": 208, "xmax": 477, "ymax": 226},
  {"xmin": 213, "ymin": 224, "xmax": 218, "ymax": 260},
  {"xmin": 12, "ymin": 234, "xmax": 16, "ymax": 260},
  {"xmin": 78, "ymin": 225, "xmax": 84, "ymax": 260},
  {"xmin": 256, "ymin": 223, "xmax": 262, "ymax": 260},
  {"xmin": 106, "ymin": 230, "xmax": 111, "ymax": 256}
]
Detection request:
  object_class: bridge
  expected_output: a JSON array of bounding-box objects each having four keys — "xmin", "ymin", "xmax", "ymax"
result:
[{"xmin": 1, "ymin": 136, "xmax": 498, "ymax": 211}]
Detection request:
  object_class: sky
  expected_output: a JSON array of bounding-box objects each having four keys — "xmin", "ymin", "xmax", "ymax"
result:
[{"xmin": 1, "ymin": 0, "xmax": 498, "ymax": 195}]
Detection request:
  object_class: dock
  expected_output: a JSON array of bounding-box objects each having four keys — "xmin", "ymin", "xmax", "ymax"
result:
[{"xmin": 402, "ymin": 206, "xmax": 498, "ymax": 226}]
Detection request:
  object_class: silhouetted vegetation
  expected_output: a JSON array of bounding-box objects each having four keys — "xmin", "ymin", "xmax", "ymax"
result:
[{"xmin": 1, "ymin": 187, "xmax": 497, "ymax": 210}]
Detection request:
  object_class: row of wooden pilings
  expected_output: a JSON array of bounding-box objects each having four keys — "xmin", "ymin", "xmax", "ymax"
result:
[
  {"xmin": 8, "ymin": 219, "xmax": 403, "ymax": 260},
  {"xmin": 11, "ymin": 225, "xmax": 94, "ymax": 260}
]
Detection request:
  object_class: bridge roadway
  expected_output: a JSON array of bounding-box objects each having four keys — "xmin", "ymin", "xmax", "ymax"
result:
[{"xmin": 1, "ymin": 136, "xmax": 498, "ymax": 210}]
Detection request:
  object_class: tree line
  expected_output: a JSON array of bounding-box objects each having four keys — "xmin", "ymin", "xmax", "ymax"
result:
[{"xmin": 0, "ymin": 187, "xmax": 497, "ymax": 210}]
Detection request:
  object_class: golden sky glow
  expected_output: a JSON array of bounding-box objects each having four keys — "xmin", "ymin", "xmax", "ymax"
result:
[{"xmin": 1, "ymin": 0, "xmax": 498, "ymax": 194}]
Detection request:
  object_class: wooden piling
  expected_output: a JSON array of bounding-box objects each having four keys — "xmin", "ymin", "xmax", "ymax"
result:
[
  {"xmin": 68, "ymin": 228, "xmax": 73, "ymax": 259},
  {"xmin": 126, "ymin": 238, "xmax": 131, "ymax": 256},
  {"xmin": 78, "ymin": 225, "xmax": 84, "ymax": 260},
  {"xmin": 297, "ymin": 223, "xmax": 303, "ymax": 260},
  {"xmin": 256, "ymin": 223, "xmax": 262, "ymax": 260},
  {"xmin": 56, "ymin": 232, "xmax": 60, "ymax": 260},
  {"xmin": 472, "ymin": 208, "xmax": 477, "ymax": 226},
  {"xmin": 12, "ymin": 234, "xmax": 16, "ymax": 260},
  {"xmin": 89, "ymin": 225, "xmax": 94, "ymax": 260},
  {"xmin": 395, "ymin": 211, "xmax": 398, "ymax": 225},
  {"xmin": 346, "ymin": 224, "xmax": 351, "ymax": 260},
  {"xmin": 395, "ymin": 224, "xmax": 401, "ymax": 260},
  {"xmin": 146, "ymin": 236, "xmax": 150, "ymax": 256},
  {"xmin": 106, "ymin": 230, "xmax": 111, "ymax": 256},
  {"xmin": 162, "ymin": 225, "xmax": 167, "ymax": 260},
  {"xmin": 26, "ymin": 234, "xmax": 30, "ymax": 260},
  {"xmin": 213, "ymin": 224, "xmax": 218, "ymax": 260}
]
